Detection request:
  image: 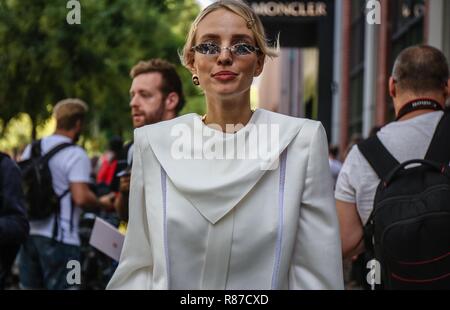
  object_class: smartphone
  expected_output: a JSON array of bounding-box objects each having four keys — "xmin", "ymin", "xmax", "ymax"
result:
[{"xmin": 116, "ymin": 167, "xmax": 131, "ymax": 177}]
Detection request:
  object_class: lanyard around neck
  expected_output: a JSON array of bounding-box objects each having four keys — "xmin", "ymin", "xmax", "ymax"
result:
[{"xmin": 396, "ymin": 98, "xmax": 443, "ymax": 121}]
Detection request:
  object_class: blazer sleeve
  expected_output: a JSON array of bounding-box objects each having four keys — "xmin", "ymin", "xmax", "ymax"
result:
[
  {"xmin": 107, "ymin": 129, "xmax": 153, "ymax": 290},
  {"xmin": 289, "ymin": 122, "xmax": 344, "ymax": 289}
]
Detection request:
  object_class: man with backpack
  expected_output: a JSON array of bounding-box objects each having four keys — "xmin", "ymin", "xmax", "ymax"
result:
[
  {"xmin": 0, "ymin": 152, "xmax": 29, "ymax": 289},
  {"xmin": 18, "ymin": 98, "xmax": 114, "ymax": 289},
  {"xmin": 335, "ymin": 45, "xmax": 450, "ymax": 289}
]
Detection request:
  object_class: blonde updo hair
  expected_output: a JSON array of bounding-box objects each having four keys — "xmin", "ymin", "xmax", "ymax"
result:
[{"xmin": 181, "ymin": 0, "xmax": 278, "ymax": 69}]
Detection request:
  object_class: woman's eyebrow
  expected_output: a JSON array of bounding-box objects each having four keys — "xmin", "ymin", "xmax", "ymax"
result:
[
  {"xmin": 198, "ymin": 34, "xmax": 254, "ymax": 42},
  {"xmin": 231, "ymin": 34, "xmax": 254, "ymax": 42},
  {"xmin": 198, "ymin": 34, "xmax": 220, "ymax": 41}
]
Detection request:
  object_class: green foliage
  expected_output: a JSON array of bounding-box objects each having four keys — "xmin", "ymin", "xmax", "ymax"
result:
[{"xmin": 0, "ymin": 0, "xmax": 202, "ymax": 152}]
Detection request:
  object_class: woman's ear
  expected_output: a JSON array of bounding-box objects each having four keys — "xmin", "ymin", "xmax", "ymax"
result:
[
  {"xmin": 186, "ymin": 53, "xmax": 197, "ymax": 75},
  {"xmin": 254, "ymin": 54, "xmax": 265, "ymax": 77}
]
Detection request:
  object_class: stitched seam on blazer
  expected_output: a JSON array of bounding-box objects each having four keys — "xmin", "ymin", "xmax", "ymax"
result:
[
  {"xmin": 272, "ymin": 148, "xmax": 288, "ymax": 289},
  {"xmin": 161, "ymin": 167, "xmax": 170, "ymax": 289}
]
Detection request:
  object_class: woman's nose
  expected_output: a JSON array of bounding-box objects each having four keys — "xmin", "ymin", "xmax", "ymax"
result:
[{"xmin": 216, "ymin": 47, "xmax": 233, "ymax": 66}]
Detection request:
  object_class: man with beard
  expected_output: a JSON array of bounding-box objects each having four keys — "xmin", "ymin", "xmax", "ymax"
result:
[
  {"xmin": 114, "ymin": 59, "xmax": 185, "ymax": 226},
  {"xmin": 18, "ymin": 98, "xmax": 114, "ymax": 289}
]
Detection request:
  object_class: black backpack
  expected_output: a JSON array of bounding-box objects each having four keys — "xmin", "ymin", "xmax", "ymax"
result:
[
  {"xmin": 358, "ymin": 113, "xmax": 450, "ymax": 289},
  {"xmin": 18, "ymin": 140, "xmax": 74, "ymax": 238}
]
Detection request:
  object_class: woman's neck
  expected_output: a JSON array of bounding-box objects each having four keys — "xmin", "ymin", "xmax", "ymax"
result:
[{"xmin": 204, "ymin": 94, "xmax": 254, "ymax": 133}]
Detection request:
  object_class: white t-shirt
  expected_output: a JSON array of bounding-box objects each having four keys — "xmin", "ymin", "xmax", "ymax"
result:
[
  {"xmin": 22, "ymin": 134, "xmax": 92, "ymax": 246},
  {"xmin": 335, "ymin": 111, "xmax": 444, "ymax": 224}
]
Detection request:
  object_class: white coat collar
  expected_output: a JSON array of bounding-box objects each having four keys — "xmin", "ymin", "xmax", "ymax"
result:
[{"xmin": 140, "ymin": 109, "xmax": 306, "ymax": 224}]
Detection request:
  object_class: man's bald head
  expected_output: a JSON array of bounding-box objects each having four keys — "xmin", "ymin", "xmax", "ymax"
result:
[{"xmin": 392, "ymin": 45, "xmax": 449, "ymax": 95}]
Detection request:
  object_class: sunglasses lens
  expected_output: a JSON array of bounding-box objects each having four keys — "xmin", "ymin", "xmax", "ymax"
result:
[
  {"xmin": 233, "ymin": 44, "xmax": 254, "ymax": 56},
  {"xmin": 194, "ymin": 43, "xmax": 258, "ymax": 56},
  {"xmin": 195, "ymin": 43, "xmax": 219, "ymax": 55}
]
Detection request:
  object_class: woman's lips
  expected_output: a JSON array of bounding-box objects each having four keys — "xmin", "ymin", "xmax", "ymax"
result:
[{"xmin": 212, "ymin": 71, "xmax": 238, "ymax": 81}]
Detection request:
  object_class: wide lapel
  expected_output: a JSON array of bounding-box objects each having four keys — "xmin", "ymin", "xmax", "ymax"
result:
[{"xmin": 142, "ymin": 109, "xmax": 305, "ymax": 224}]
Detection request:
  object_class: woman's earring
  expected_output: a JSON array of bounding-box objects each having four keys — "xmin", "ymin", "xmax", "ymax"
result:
[{"xmin": 192, "ymin": 75, "xmax": 200, "ymax": 86}]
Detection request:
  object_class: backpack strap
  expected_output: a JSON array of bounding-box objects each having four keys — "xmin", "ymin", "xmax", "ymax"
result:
[
  {"xmin": 31, "ymin": 140, "xmax": 42, "ymax": 158},
  {"xmin": 29, "ymin": 139, "xmax": 74, "ymax": 162},
  {"xmin": 357, "ymin": 136, "xmax": 400, "ymax": 181},
  {"xmin": 42, "ymin": 142, "xmax": 75, "ymax": 163},
  {"xmin": 425, "ymin": 112, "xmax": 450, "ymax": 164},
  {"xmin": 38, "ymin": 141, "xmax": 75, "ymax": 241},
  {"xmin": 358, "ymin": 136, "xmax": 400, "ymax": 261}
]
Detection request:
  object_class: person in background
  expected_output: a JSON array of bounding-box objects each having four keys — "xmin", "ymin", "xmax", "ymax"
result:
[
  {"xmin": 0, "ymin": 152, "xmax": 29, "ymax": 289},
  {"xmin": 328, "ymin": 145, "xmax": 342, "ymax": 187},
  {"xmin": 96, "ymin": 135, "xmax": 124, "ymax": 197},
  {"xmin": 114, "ymin": 58, "xmax": 185, "ymax": 228},
  {"xmin": 336, "ymin": 45, "xmax": 449, "ymax": 259},
  {"xmin": 18, "ymin": 98, "xmax": 114, "ymax": 290}
]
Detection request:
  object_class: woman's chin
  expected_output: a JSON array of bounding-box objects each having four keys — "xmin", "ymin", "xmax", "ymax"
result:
[{"xmin": 209, "ymin": 85, "xmax": 249, "ymax": 98}]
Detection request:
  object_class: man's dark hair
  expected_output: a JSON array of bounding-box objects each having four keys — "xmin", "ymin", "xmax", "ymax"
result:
[
  {"xmin": 392, "ymin": 45, "xmax": 449, "ymax": 94},
  {"xmin": 130, "ymin": 59, "xmax": 186, "ymax": 115},
  {"xmin": 329, "ymin": 145, "xmax": 339, "ymax": 158},
  {"xmin": 108, "ymin": 135, "xmax": 123, "ymax": 154}
]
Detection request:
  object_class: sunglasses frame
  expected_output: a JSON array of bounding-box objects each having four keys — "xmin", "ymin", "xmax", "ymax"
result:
[{"xmin": 191, "ymin": 42, "xmax": 260, "ymax": 56}]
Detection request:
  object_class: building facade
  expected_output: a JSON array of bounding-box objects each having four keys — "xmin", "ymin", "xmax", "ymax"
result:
[
  {"xmin": 335, "ymin": 0, "xmax": 450, "ymax": 157},
  {"xmin": 249, "ymin": 0, "xmax": 335, "ymax": 140},
  {"xmin": 254, "ymin": 0, "xmax": 450, "ymax": 158}
]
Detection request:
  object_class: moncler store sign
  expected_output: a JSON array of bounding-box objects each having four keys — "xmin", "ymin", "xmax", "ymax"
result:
[{"xmin": 250, "ymin": 1, "xmax": 327, "ymax": 17}]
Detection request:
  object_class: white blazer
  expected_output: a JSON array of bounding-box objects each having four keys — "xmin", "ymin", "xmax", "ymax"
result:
[{"xmin": 107, "ymin": 109, "xmax": 343, "ymax": 290}]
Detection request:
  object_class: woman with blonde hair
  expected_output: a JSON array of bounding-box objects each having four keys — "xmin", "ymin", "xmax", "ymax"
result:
[{"xmin": 107, "ymin": 0, "xmax": 343, "ymax": 290}]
